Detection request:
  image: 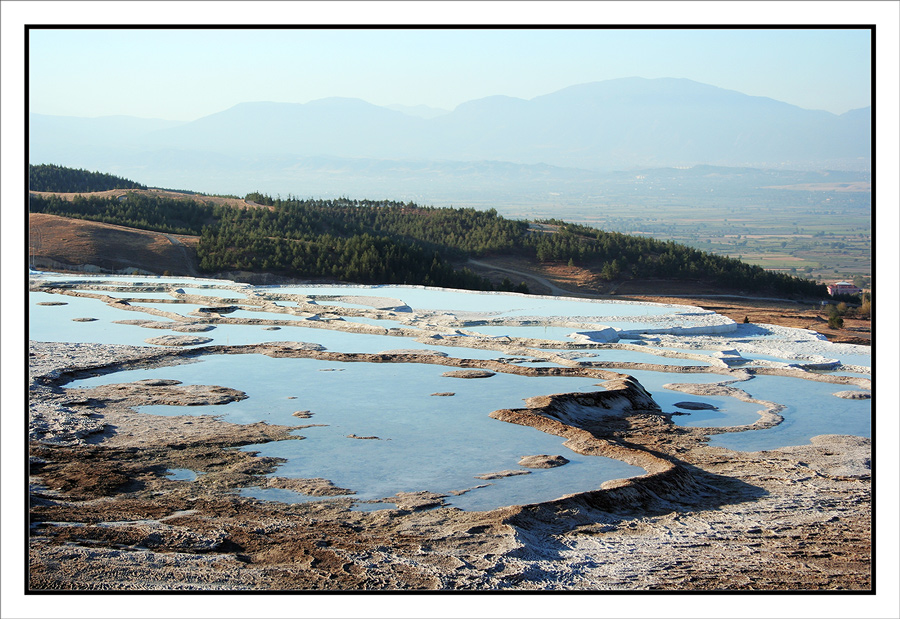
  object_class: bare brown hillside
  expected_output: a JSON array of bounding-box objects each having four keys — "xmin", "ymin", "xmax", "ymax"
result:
[{"xmin": 29, "ymin": 213, "xmax": 200, "ymax": 276}]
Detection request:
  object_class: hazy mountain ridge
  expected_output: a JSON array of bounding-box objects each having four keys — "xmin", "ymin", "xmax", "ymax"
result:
[
  {"xmin": 29, "ymin": 77, "xmax": 871, "ymax": 199},
  {"xmin": 385, "ymin": 103, "xmax": 450, "ymax": 119}
]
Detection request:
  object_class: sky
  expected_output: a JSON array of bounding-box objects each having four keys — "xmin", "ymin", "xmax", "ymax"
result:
[{"xmin": 28, "ymin": 26, "xmax": 872, "ymax": 121}]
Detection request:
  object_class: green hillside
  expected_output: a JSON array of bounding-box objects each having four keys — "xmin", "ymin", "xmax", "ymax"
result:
[
  {"xmin": 29, "ymin": 164, "xmax": 147, "ymax": 193},
  {"xmin": 28, "ymin": 166, "xmax": 829, "ymax": 298}
]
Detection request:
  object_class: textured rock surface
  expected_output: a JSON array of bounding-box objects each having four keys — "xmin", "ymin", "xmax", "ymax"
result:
[
  {"xmin": 833, "ymin": 390, "xmax": 871, "ymax": 400},
  {"xmin": 441, "ymin": 370, "xmax": 496, "ymax": 379},
  {"xmin": 674, "ymin": 401, "xmax": 719, "ymax": 410},
  {"xmin": 474, "ymin": 469, "xmax": 531, "ymax": 480},
  {"xmin": 28, "ymin": 341, "xmax": 871, "ymax": 592},
  {"xmin": 144, "ymin": 334, "xmax": 213, "ymax": 346},
  {"xmin": 518, "ymin": 454, "xmax": 570, "ymax": 469}
]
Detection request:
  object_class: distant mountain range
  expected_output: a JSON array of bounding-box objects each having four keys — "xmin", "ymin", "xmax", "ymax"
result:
[{"xmin": 29, "ymin": 77, "xmax": 870, "ymax": 200}]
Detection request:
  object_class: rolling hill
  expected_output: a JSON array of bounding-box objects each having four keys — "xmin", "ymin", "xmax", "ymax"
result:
[
  {"xmin": 28, "ymin": 166, "xmax": 831, "ymax": 300},
  {"xmin": 29, "ymin": 77, "xmax": 870, "ymax": 199}
]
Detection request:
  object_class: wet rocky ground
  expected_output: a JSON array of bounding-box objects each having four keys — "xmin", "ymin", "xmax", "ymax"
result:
[{"xmin": 28, "ymin": 340, "xmax": 871, "ymax": 591}]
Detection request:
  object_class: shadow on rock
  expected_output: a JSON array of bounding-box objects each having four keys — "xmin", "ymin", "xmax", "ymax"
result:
[{"xmin": 502, "ymin": 461, "xmax": 769, "ymax": 562}]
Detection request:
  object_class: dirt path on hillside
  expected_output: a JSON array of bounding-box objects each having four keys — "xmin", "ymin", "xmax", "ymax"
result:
[
  {"xmin": 467, "ymin": 259, "xmax": 575, "ymax": 296},
  {"xmin": 162, "ymin": 233, "xmax": 199, "ymax": 277}
]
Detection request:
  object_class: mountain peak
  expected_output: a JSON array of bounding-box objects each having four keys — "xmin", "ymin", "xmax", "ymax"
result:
[{"xmin": 31, "ymin": 78, "xmax": 870, "ymax": 174}]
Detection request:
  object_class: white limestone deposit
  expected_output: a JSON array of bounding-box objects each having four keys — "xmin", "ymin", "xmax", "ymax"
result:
[
  {"xmin": 28, "ymin": 270, "xmax": 874, "ymax": 592},
  {"xmin": 29, "ymin": 270, "xmax": 871, "ymax": 510},
  {"xmin": 144, "ymin": 335, "xmax": 214, "ymax": 347}
]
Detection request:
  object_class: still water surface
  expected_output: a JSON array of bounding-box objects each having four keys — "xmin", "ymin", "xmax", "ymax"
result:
[
  {"xmin": 35, "ymin": 274, "xmax": 871, "ymax": 506},
  {"xmin": 70, "ymin": 354, "xmax": 645, "ymax": 510}
]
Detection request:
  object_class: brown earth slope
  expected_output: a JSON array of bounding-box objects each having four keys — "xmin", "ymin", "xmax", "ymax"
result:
[{"xmin": 29, "ymin": 213, "xmax": 200, "ymax": 276}]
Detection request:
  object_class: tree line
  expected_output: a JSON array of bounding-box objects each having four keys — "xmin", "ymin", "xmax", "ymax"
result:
[
  {"xmin": 29, "ymin": 192, "xmax": 218, "ymax": 236},
  {"xmin": 29, "ymin": 176, "xmax": 829, "ymax": 297},
  {"xmin": 527, "ymin": 220, "xmax": 826, "ymax": 296},
  {"xmin": 29, "ymin": 164, "xmax": 146, "ymax": 193}
]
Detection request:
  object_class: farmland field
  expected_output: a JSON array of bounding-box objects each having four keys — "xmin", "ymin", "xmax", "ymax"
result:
[{"xmin": 489, "ymin": 170, "xmax": 871, "ymax": 287}]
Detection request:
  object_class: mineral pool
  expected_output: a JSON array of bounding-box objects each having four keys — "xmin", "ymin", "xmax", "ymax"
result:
[{"xmin": 32, "ymin": 270, "xmax": 871, "ymax": 510}]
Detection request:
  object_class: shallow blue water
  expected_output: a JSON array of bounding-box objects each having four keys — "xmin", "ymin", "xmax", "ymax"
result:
[
  {"xmin": 30, "ymin": 292, "xmax": 173, "ymax": 345},
  {"xmin": 740, "ymin": 352, "xmax": 808, "ymax": 365},
  {"xmin": 69, "ymin": 354, "xmax": 645, "ymax": 511},
  {"xmin": 176, "ymin": 287, "xmax": 248, "ymax": 299},
  {"xmin": 271, "ymin": 285, "xmax": 679, "ymax": 318},
  {"xmin": 311, "ymin": 299, "xmax": 379, "ymax": 310},
  {"xmin": 35, "ymin": 273, "xmax": 873, "ymax": 508},
  {"xmin": 621, "ymin": 369, "xmax": 763, "ymax": 428},
  {"xmin": 30, "ymin": 290, "xmax": 513, "ymax": 356},
  {"xmin": 32, "ymin": 271, "xmax": 225, "ymax": 284},
  {"xmin": 707, "ymin": 375, "xmax": 871, "ymax": 451},
  {"xmin": 589, "ymin": 348, "xmax": 715, "ymax": 367},
  {"xmin": 526, "ymin": 347, "xmax": 713, "ymax": 368},
  {"xmin": 215, "ymin": 307, "xmax": 301, "ymax": 320},
  {"xmin": 835, "ymin": 353, "xmax": 872, "ymax": 368},
  {"xmin": 167, "ymin": 468, "xmax": 199, "ymax": 481},
  {"xmin": 129, "ymin": 302, "xmax": 229, "ymax": 318},
  {"xmin": 339, "ymin": 316, "xmax": 408, "ymax": 329}
]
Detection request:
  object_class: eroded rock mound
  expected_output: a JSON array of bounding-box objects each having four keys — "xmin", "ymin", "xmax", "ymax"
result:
[
  {"xmin": 144, "ymin": 335, "xmax": 213, "ymax": 346},
  {"xmin": 265, "ymin": 341, "xmax": 326, "ymax": 351},
  {"xmin": 194, "ymin": 306, "xmax": 238, "ymax": 315},
  {"xmin": 442, "ymin": 370, "xmax": 496, "ymax": 379},
  {"xmin": 378, "ymin": 491, "xmax": 447, "ymax": 511},
  {"xmin": 475, "ymin": 469, "xmax": 530, "ymax": 480},
  {"xmin": 263, "ymin": 476, "xmax": 354, "ymax": 497},
  {"xmin": 83, "ymin": 382, "xmax": 246, "ymax": 407},
  {"xmin": 172, "ymin": 324, "xmax": 216, "ymax": 332},
  {"xmin": 674, "ymin": 401, "xmax": 718, "ymax": 410},
  {"xmin": 518, "ymin": 454, "xmax": 570, "ymax": 469},
  {"xmin": 381, "ymin": 349, "xmax": 449, "ymax": 357},
  {"xmin": 833, "ymin": 390, "xmax": 871, "ymax": 400},
  {"xmin": 134, "ymin": 379, "xmax": 183, "ymax": 386},
  {"xmin": 30, "ymin": 403, "xmax": 107, "ymax": 444},
  {"xmin": 112, "ymin": 320, "xmax": 212, "ymax": 332}
]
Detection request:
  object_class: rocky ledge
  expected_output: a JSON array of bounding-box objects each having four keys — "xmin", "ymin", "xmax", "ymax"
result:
[{"xmin": 28, "ymin": 340, "xmax": 871, "ymax": 592}]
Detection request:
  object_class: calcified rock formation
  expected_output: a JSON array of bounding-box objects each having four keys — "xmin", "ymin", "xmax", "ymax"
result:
[
  {"xmin": 518, "ymin": 455, "xmax": 569, "ymax": 468},
  {"xmin": 28, "ymin": 339, "xmax": 871, "ymax": 591},
  {"xmin": 27, "ymin": 276, "xmax": 871, "ymax": 591}
]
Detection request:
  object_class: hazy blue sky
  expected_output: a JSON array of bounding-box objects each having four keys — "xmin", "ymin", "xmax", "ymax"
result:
[{"xmin": 29, "ymin": 27, "xmax": 871, "ymax": 121}]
